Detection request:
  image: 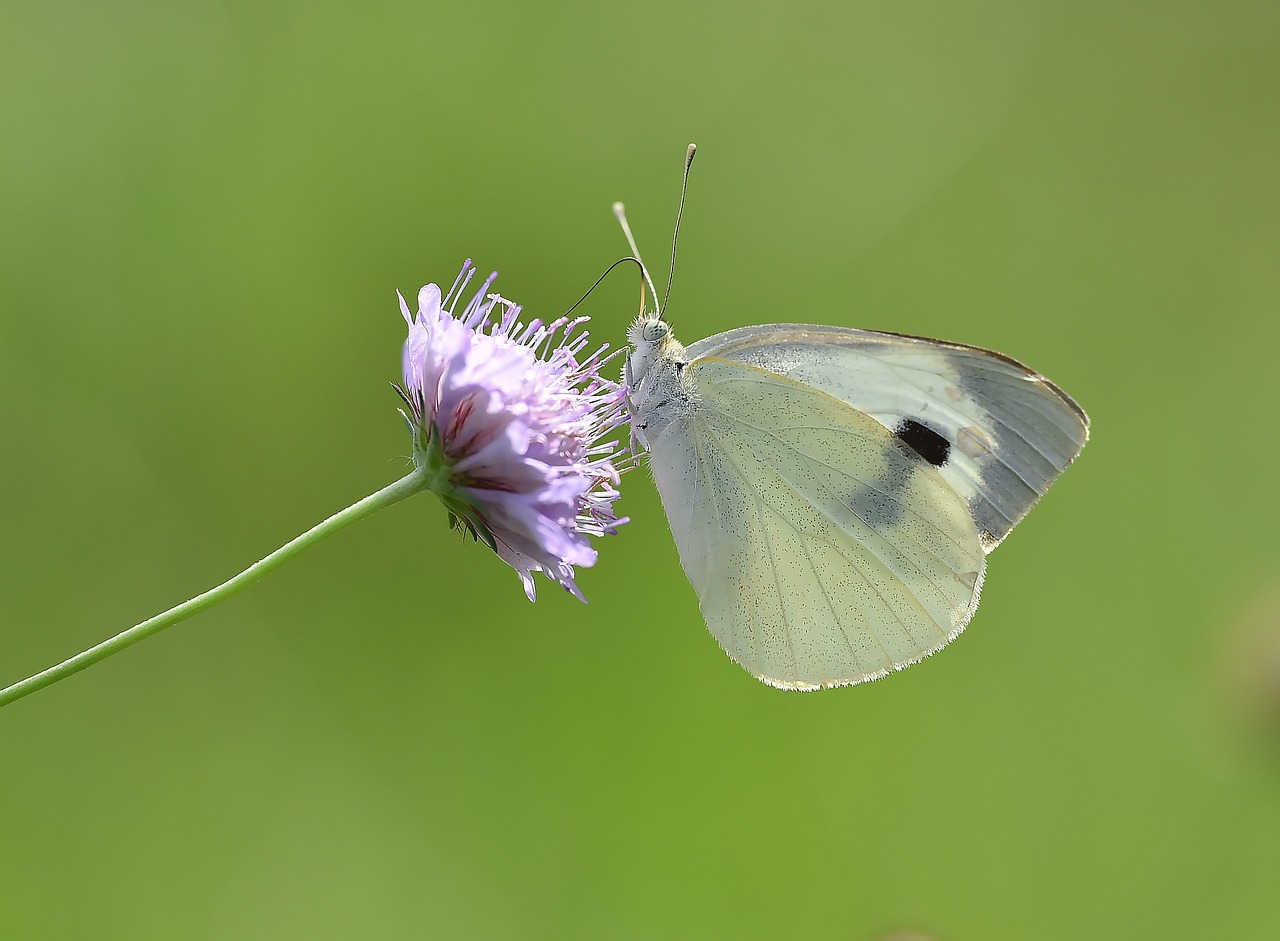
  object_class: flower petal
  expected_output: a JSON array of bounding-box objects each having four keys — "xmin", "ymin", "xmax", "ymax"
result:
[{"xmin": 400, "ymin": 261, "xmax": 628, "ymax": 601}]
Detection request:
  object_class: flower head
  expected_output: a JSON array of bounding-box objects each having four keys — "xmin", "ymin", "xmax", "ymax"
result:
[{"xmin": 396, "ymin": 261, "xmax": 628, "ymax": 601}]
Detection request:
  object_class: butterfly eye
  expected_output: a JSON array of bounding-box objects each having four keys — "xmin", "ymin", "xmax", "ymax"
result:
[{"xmin": 642, "ymin": 320, "xmax": 670, "ymax": 342}]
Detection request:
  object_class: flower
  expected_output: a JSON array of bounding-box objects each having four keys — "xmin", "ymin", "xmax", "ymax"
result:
[{"xmin": 396, "ymin": 260, "xmax": 629, "ymax": 601}]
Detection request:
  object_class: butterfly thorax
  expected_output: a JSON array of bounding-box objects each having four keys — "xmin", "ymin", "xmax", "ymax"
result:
[{"xmin": 625, "ymin": 316, "xmax": 697, "ymax": 453}]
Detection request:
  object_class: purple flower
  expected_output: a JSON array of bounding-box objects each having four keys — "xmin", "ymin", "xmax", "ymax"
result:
[{"xmin": 396, "ymin": 261, "xmax": 629, "ymax": 601}]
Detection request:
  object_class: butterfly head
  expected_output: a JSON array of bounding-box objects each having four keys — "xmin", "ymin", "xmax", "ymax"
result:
[{"xmin": 626, "ymin": 312, "xmax": 685, "ymax": 386}]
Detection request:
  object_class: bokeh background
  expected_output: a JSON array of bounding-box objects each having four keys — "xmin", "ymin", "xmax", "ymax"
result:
[{"xmin": 3, "ymin": 1, "xmax": 1278, "ymax": 938}]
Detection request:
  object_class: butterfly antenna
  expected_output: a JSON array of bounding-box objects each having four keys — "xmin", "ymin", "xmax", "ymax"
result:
[
  {"xmin": 661, "ymin": 142, "xmax": 697, "ymax": 317},
  {"xmin": 612, "ymin": 201, "xmax": 659, "ymax": 316},
  {"xmin": 560, "ymin": 256, "xmax": 647, "ymax": 319}
]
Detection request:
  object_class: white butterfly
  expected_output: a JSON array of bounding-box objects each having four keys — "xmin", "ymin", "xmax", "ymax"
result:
[{"xmin": 619, "ymin": 147, "xmax": 1089, "ymax": 690}]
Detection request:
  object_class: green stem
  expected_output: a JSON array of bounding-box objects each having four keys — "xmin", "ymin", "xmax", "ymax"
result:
[{"xmin": 0, "ymin": 467, "xmax": 431, "ymax": 709}]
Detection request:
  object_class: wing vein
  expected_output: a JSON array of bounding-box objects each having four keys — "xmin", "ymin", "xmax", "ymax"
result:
[
  {"xmin": 795, "ymin": 534, "xmax": 892, "ymax": 680},
  {"xmin": 709, "ymin": 430, "xmax": 944, "ymax": 661},
  {"xmin": 714, "ymin": 410, "xmax": 977, "ymax": 561}
]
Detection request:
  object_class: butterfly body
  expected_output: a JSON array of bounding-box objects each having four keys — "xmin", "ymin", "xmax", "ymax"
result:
[{"xmin": 625, "ymin": 314, "xmax": 1088, "ymax": 690}]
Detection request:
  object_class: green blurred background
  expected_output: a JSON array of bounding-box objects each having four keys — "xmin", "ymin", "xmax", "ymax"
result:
[{"xmin": 2, "ymin": 1, "xmax": 1278, "ymax": 938}]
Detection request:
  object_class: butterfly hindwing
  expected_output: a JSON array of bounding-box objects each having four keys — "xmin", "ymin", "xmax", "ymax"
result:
[{"xmin": 647, "ymin": 356, "xmax": 988, "ymax": 689}]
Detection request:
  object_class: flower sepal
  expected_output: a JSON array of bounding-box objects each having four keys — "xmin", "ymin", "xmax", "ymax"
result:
[{"xmin": 410, "ymin": 418, "xmax": 499, "ymax": 552}]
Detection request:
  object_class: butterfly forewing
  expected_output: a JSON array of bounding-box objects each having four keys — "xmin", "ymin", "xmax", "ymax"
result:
[
  {"xmin": 683, "ymin": 325, "xmax": 1089, "ymax": 550},
  {"xmin": 648, "ymin": 357, "xmax": 988, "ymax": 689}
]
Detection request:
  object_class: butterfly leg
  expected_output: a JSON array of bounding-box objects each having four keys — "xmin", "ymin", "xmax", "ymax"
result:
[{"xmin": 624, "ymin": 352, "xmax": 643, "ymax": 456}]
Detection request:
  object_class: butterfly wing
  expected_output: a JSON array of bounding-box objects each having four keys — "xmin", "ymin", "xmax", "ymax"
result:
[
  {"xmin": 647, "ymin": 356, "xmax": 988, "ymax": 689},
  {"xmin": 683, "ymin": 325, "xmax": 1089, "ymax": 551}
]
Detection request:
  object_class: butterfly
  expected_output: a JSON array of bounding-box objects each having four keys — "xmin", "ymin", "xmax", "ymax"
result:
[{"xmin": 619, "ymin": 146, "xmax": 1089, "ymax": 690}]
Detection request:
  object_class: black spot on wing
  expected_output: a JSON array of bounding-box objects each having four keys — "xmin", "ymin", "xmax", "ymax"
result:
[{"xmin": 894, "ymin": 418, "xmax": 950, "ymax": 467}]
